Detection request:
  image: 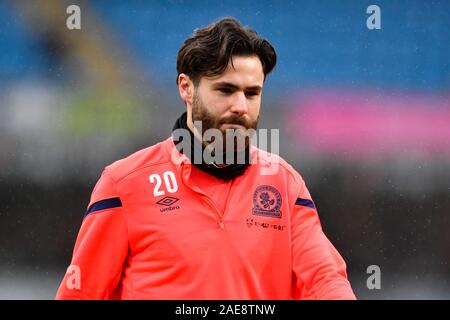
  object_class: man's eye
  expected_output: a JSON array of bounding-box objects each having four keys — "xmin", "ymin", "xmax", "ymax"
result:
[
  {"xmin": 218, "ymin": 88, "xmax": 233, "ymax": 94},
  {"xmin": 245, "ymin": 91, "xmax": 259, "ymax": 97}
]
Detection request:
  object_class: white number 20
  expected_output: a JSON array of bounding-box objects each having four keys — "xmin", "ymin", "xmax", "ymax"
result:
[{"xmin": 149, "ymin": 171, "xmax": 178, "ymax": 196}]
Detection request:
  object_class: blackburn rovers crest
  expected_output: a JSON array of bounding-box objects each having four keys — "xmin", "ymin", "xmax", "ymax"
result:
[{"xmin": 252, "ymin": 185, "xmax": 282, "ymax": 218}]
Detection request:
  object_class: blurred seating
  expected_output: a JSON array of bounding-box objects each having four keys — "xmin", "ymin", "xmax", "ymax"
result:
[{"xmin": 87, "ymin": 0, "xmax": 450, "ymax": 91}]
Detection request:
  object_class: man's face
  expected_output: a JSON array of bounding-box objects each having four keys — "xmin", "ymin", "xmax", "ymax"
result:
[{"xmin": 190, "ymin": 55, "xmax": 264, "ymax": 150}]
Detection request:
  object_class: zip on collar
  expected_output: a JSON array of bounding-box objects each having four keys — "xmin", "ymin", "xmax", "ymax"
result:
[{"xmin": 168, "ymin": 137, "xmax": 227, "ymax": 229}]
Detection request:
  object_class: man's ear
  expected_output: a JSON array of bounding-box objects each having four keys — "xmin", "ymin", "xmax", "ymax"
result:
[{"xmin": 178, "ymin": 73, "xmax": 194, "ymax": 105}]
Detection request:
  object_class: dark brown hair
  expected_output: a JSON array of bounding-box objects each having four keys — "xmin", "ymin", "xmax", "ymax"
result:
[{"xmin": 176, "ymin": 17, "xmax": 277, "ymax": 86}]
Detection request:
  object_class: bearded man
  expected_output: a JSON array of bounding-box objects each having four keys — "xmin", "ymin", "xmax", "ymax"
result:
[{"xmin": 56, "ymin": 17, "xmax": 356, "ymax": 300}]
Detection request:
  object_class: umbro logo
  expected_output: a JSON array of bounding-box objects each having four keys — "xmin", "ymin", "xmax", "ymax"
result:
[
  {"xmin": 156, "ymin": 196, "xmax": 180, "ymax": 213},
  {"xmin": 156, "ymin": 196, "xmax": 179, "ymax": 206}
]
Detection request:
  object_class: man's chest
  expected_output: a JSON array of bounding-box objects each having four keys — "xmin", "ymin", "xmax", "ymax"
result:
[{"xmin": 117, "ymin": 168, "xmax": 292, "ymax": 264}]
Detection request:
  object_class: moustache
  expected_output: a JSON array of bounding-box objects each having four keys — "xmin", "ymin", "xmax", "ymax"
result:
[{"xmin": 219, "ymin": 116, "xmax": 252, "ymax": 129}]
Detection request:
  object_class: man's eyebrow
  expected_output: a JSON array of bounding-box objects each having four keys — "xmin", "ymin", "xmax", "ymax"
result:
[{"xmin": 212, "ymin": 82, "xmax": 262, "ymax": 91}]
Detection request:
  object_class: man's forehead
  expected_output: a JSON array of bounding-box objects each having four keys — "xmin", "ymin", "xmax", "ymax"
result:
[{"xmin": 205, "ymin": 56, "xmax": 264, "ymax": 87}]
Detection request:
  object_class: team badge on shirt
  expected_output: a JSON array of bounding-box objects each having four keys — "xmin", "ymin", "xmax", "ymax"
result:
[{"xmin": 252, "ymin": 185, "xmax": 282, "ymax": 218}]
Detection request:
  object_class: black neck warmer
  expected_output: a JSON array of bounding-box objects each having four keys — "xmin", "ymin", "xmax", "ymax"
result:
[{"xmin": 172, "ymin": 112, "xmax": 250, "ymax": 181}]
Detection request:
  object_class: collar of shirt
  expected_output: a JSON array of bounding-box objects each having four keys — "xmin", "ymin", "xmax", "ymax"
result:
[{"xmin": 171, "ymin": 112, "xmax": 250, "ymax": 181}]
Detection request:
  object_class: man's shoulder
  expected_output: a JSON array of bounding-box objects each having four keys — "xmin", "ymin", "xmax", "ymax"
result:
[
  {"xmin": 251, "ymin": 146, "xmax": 304, "ymax": 185},
  {"xmin": 104, "ymin": 137, "xmax": 173, "ymax": 183}
]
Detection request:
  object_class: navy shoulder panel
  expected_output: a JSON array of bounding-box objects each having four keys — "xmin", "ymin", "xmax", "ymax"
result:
[
  {"xmin": 295, "ymin": 197, "xmax": 316, "ymax": 209},
  {"xmin": 84, "ymin": 197, "xmax": 122, "ymax": 217}
]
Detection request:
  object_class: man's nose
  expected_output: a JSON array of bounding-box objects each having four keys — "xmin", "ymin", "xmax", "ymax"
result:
[{"xmin": 230, "ymin": 91, "xmax": 248, "ymax": 116}]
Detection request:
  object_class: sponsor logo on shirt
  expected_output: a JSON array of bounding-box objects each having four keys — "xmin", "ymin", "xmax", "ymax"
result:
[
  {"xmin": 246, "ymin": 217, "xmax": 285, "ymax": 231},
  {"xmin": 252, "ymin": 185, "xmax": 282, "ymax": 218}
]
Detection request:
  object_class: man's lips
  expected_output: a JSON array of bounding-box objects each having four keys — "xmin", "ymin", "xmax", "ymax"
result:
[{"xmin": 220, "ymin": 123, "xmax": 247, "ymax": 130}]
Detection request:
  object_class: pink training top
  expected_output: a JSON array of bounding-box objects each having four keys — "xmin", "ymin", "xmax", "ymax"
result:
[{"xmin": 56, "ymin": 137, "xmax": 356, "ymax": 300}]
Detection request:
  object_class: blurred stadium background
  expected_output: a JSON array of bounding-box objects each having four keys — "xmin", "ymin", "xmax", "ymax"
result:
[{"xmin": 1, "ymin": 0, "xmax": 449, "ymax": 299}]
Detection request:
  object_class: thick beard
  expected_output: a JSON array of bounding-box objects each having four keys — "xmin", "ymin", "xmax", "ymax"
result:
[{"xmin": 191, "ymin": 90, "xmax": 259, "ymax": 153}]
